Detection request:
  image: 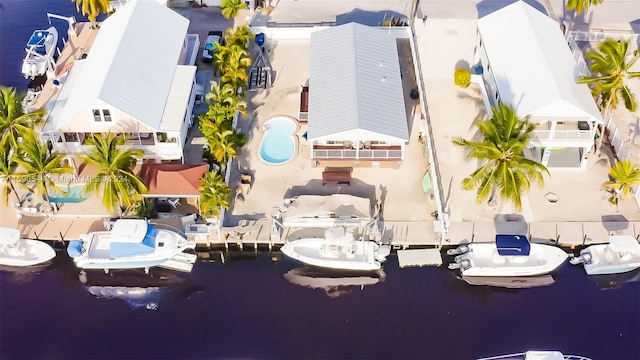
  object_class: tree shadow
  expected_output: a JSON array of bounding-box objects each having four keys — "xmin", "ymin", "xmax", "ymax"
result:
[{"xmin": 335, "ymin": 9, "xmax": 407, "ymax": 26}]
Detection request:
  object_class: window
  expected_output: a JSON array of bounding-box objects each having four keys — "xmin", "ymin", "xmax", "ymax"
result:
[
  {"xmin": 103, "ymin": 110, "xmax": 112, "ymax": 122},
  {"xmin": 92, "ymin": 109, "xmax": 113, "ymax": 123}
]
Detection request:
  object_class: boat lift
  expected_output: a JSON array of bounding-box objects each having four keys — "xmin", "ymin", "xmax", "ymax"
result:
[{"xmin": 248, "ymin": 33, "xmax": 273, "ymax": 91}]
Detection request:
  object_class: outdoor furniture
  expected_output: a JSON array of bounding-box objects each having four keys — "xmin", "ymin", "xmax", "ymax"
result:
[
  {"xmin": 322, "ymin": 171, "xmax": 351, "ymax": 186},
  {"xmin": 240, "ymin": 173, "xmax": 252, "ymax": 195},
  {"xmin": 168, "ymin": 198, "xmax": 181, "ymax": 208}
]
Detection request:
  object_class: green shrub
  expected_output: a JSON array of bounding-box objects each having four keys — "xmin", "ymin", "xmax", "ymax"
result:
[{"xmin": 454, "ymin": 67, "xmax": 471, "ymax": 88}]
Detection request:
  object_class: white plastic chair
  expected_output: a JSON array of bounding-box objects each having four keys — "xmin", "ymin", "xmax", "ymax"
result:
[{"xmin": 168, "ymin": 198, "xmax": 181, "ymax": 208}]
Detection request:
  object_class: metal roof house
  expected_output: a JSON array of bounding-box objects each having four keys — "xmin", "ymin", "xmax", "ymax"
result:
[
  {"xmin": 40, "ymin": 0, "xmax": 200, "ymax": 169},
  {"xmin": 307, "ymin": 23, "xmax": 409, "ymax": 168},
  {"xmin": 474, "ymin": 1, "xmax": 602, "ymax": 169}
]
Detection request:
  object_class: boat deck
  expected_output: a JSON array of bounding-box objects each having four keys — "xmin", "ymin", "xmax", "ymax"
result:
[
  {"xmin": 29, "ymin": 22, "xmax": 100, "ymax": 112},
  {"xmin": 88, "ymin": 233, "xmax": 112, "ymax": 259}
]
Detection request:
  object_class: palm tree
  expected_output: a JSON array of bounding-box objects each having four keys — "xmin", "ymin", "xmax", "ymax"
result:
[
  {"xmin": 603, "ymin": 160, "xmax": 640, "ymax": 207},
  {"xmin": 71, "ymin": 0, "xmax": 110, "ymax": 25},
  {"xmin": 81, "ymin": 133, "xmax": 147, "ymax": 215},
  {"xmin": 206, "ymin": 80, "xmax": 236, "ymax": 107},
  {"xmin": 566, "ymin": 0, "xmax": 604, "ymax": 16},
  {"xmin": 199, "ymin": 171, "xmax": 231, "ymax": 218},
  {"xmin": 452, "ymin": 103, "xmax": 549, "ymax": 211},
  {"xmin": 220, "ymin": 0, "xmax": 247, "ymax": 20},
  {"xmin": 13, "ymin": 140, "xmax": 73, "ymax": 212},
  {"xmin": 207, "ymin": 129, "xmax": 241, "ymax": 166},
  {"xmin": 0, "ymin": 137, "xmax": 20, "ymax": 206},
  {"xmin": 579, "ymin": 39, "xmax": 640, "ymax": 152},
  {"xmin": 0, "ymin": 86, "xmax": 44, "ymax": 150},
  {"xmin": 224, "ymin": 24, "xmax": 254, "ymax": 47}
]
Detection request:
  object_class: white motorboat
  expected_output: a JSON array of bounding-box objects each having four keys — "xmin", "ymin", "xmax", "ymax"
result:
[
  {"xmin": 22, "ymin": 27, "xmax": 58, "ymax": 79},
  {"xmin": 0, "ymin": 227, "xmax": 56, "ymax": 267},
  {"xmin": 570, "ymin": 235, "xmax": 640, "ymax": 275},
  {"xmin": 67, "ymin": 219, "xmax": 195, "ymax": 273},
  {"xmin": 478, "ymin": 350, "xmax": 591, "ymax": 360},
  {"xmin": 448, "ymin": 234, "xmax": 568, "ymax": 277},
  {"xmin": 280, "ymin": 227, "xmax": 390, "ymax": 271}
]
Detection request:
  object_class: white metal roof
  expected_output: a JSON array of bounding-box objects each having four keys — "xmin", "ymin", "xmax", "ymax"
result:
[
  {"xmin": 477, "ymin": 1, "xmax": 602, "ymax": 123},
  {"xmin": 46, "ymin": 0, "xmax": 192, "ymax": 131},
  {"xmin": 308, "ymin": 22, "xmax": 409, "ymax": 142},
  {"xmin": 159, "ymin": 65, "xmax": 196, "ymax": 132}
]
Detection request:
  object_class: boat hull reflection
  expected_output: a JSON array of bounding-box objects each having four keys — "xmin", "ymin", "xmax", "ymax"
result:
[
  {"xmin": 80, "ymin": 268, "xmax": 203, "ymax": 310},
  {"xmin": 284, "ymin": 265, "xmax": 385, "ymax": 297},
  {"xmin": 460, "ymin": 275, "xmax": 555, "ymax": 289}
]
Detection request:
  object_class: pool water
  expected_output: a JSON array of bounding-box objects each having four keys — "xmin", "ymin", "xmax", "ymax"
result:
[
  {"xmin": 259, "ymin": 117, "xmax": 297, "ymax": 165},
  {"xmin": 49, "ymin": 185, "xmax": 89, "ymax": 203}
]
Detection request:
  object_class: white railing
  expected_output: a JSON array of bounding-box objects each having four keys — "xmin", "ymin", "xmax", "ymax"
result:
[
  {"xmin": 570, "ymin": 30, "xmax": 639, "ymax": 43},
  {"xmin": 530, "ymin": 130, "xmax": 593, "ymax": 142},
  {"xmin": 605, "ymin": 115, "xmax": 631, "ymax": 161},
  {"xmin": 312, "ymin": 149, "xmax": 402, "ymax": 160},
  {"xmin": 184, "ymin": 34, "xmax": 200, "ymax": 66},
  {"xmin": 52, "ymin": 143, "xmax": 183, "ymax": 158},
  {"xmin": 567, "ymin": 36, "xmax": 590, "ymax": 77}
]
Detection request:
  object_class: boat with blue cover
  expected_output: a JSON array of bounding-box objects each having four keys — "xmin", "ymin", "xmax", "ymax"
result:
[
  {"xmin": 67, "ymin": 219, "xmax": 195, "ymax": 273},
  {"xmin": 448, "ymin": 234, "xmax": 568, "ymax": 277},
  {"xmin": 21, "ymin": 27, "xmax": 58, "ymax": 79}
]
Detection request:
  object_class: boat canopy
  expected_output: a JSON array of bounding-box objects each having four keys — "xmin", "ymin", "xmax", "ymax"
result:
[
  {"xmin": 27, "ymin": 30, "xmax": 50, "ymax": 47},
  {"xmin": 496, "ymin": 234, "xmax": 531, "ymax": 256},
  {"xmin": 0, "ymin": 228, "xmax": 21, "ymax": 246},
  {"xmin": 110, "ymin": 220, "xmax": 157, "ymax": 258},
  {"xmin": 282, "ymin": 194, "xmax": 371, "ymax": 227}
]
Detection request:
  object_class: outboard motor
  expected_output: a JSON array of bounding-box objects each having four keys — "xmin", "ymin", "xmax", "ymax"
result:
[
  {"xmin": 447, "ymin": 244, "xmax": 470, "ymax": 256},
  {"xmin": 376, "ymin": 244, "xmax": 392, "ymax": 262},
  {"xmin": 570, "ymin": 252, "xmax": 592, "ymax": 265},
  {"xmin": 448, "ymin": 259, "xmax": 472, "ymax": 270}
]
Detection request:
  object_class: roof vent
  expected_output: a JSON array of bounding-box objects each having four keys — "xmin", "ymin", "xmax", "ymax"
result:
[
  {"xmin": 381, "ymin": 76, "xmax": 386, "ymax": 82},
  {"xmin": 380, "ymin": 61, "xmax": 384, "ymax": 67}
]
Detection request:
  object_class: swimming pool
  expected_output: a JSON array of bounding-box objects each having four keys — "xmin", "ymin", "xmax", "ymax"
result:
[
  {"xmin": 49, "ymin": 184, "xmax": 89, "ymax": 203},
  {"xmin": 259, "ymin": 116, "xmax": 298, "ymax": 165}
]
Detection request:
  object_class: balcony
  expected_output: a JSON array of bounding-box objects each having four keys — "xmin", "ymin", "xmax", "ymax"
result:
[
  {"xmin": 528, "ymin": 121, "xmax": 594, "ymax": 147},
  {"xmin": 312, "ymin": 146, "xmax": 403, "ymax": 160}
]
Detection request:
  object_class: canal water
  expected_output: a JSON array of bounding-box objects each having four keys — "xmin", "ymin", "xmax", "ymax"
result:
[
  {"xmin": 1, "ymin": 248, "xmax": 639, "ymax": 359},
  {"xmin": 1, "ymin": 1, "xmax": 639, "ymax": 359}
]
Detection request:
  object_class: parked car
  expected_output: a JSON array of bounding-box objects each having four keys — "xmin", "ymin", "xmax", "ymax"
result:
[{"xmin": 202, "ymin": 31, "xmax": 223, "ymax": 64}]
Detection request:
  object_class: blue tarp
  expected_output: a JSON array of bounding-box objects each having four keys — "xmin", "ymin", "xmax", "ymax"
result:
[
  {"xmin": 109, "ymin": 226, "xmax": 158, "ymax": 259},
  {"xmin": 496, "ymin": 234, "xmax": 530, "ymax": 256}
]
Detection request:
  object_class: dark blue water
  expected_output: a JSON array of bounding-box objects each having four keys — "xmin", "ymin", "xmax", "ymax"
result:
[
  {"xmin": 1, "ymin": 250, "xmax": 639, "ymax": 359},
  {"xmin": 0, "ymin": 0, "xmax": 99, "ymax": 89},
  {"xmin": 1, "ymin": 2, "xmax": 639, "ymax": 359}
]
